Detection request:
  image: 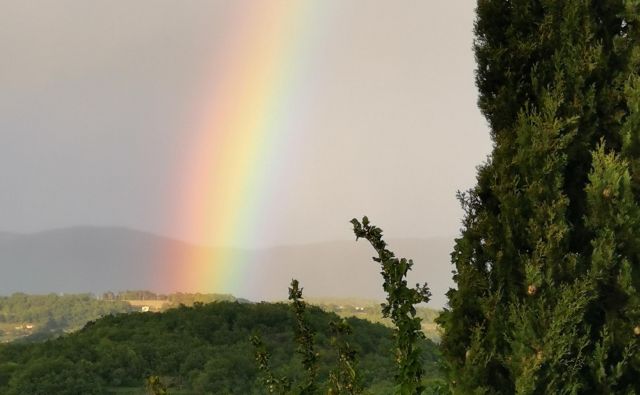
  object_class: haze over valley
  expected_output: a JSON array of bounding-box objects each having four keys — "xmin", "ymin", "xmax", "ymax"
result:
[{"xmin": 0, "ymin": 226, "xmax": 453, "ymax": 308}]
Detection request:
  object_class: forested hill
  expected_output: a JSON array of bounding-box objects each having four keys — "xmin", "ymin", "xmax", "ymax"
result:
[
  {"xmin": 0, "ymin": 293, "xmax": 440, "ymax": 343},
  {"xmin": 0, "ymin": 302, "xmax": 442, "ymax": 394}
]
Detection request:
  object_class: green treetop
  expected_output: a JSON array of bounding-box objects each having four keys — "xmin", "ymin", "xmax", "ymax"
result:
[{"xmin": 437, "ymin": 1, "xmax": 640, "ymax": 393}]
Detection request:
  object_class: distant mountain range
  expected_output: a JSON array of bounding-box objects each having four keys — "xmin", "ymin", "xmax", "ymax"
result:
[{"xmin": 0, "ymin": 227, "xmax": 455, "ymax": 308}]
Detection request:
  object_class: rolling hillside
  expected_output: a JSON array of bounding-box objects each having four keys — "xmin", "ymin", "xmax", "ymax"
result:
[{"xmin": 0, "ymin": 301, "xmax": 444, "ymax": 394}]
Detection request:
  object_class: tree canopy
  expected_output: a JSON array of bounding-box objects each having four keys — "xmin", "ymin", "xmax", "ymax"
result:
[
  {"xmin": 438, "ymin": 1, "xmax": 640, "ymax": 393},
  {"xmin": 0, "ymin": 301, "xmax": 441, "ymax": 394}
]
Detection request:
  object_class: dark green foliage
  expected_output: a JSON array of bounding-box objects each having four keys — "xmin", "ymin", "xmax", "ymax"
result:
[
  {"xmin": 146, "ymin": 375, "xmax": 168, "ymax": 395},
  {"xmin": 328, "ymin": 319, "xmax": 361, "ymax": 395},
  {"xmin": 0, "ymin": 301, "xmax": 439, "ymax": 394},
  {"xmin": 5, "ymin": 357, "xmax": 103, "ymax": 395},
  {"xmin": 438, "ymin": 1, "xmax": 640, "ymax": 393},
  {"xmin": 250, "ymin": 334, "xmax": 292, "ymax": 394},
  {"xmin": 351, "ymin": 217, "xmax": 431, "ymax": 395},
  {"xmin": 288, "ymin": 279, "xmax": 319, "ymax": 394},
  {"xmin": 252, "ymin": 280, "xmax": 363, "ymax": 395}
]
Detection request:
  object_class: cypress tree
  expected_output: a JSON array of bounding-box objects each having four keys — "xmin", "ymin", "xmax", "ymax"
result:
[{"xmin": 437, "ymin": 1, "xmax": 640, "ymax": 393}]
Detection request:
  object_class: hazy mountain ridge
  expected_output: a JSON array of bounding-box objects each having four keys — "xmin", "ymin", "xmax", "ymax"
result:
[
  {"xmin": 0, "ymin": 231, "xmax": 21, "ymax": 243},
  {"xmin": 0, "ymin": 227, "xmax": 455, "ymax": 307}
]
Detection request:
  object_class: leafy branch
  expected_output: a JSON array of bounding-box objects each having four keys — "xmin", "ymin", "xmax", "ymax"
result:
[
  {"xmin": 351, "ymin": 216, "xmax": 431, "ymax": 395},
  {"xmin": 249, "ymin": 335, "xmax": 292, "ymax": 394},
  {"xmin": 328, "ymin": 319, "xmax": 361, "ymax": 395},
  {"xmin": 289, "ymin": 279, "xmax": 319, "ymax": 394}
]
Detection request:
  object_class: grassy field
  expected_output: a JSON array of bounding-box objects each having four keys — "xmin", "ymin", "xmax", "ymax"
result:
[
  {"xmin": 306, "ymin": 297, "xmax": 441, "ymax": 341},
  {"xmin": 125, "ymin": 299, "xmax": 170, "ymax": 312}
]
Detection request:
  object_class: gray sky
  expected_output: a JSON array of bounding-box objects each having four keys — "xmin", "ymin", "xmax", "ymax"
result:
[{"xmin": 0, "ymin": 1, "xmax": 491, "ymax": 248}]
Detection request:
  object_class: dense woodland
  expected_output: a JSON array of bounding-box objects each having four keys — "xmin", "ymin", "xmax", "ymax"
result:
[{"xmin": 0, "ymin": 301, "xmax": 442, "ymax": 394}]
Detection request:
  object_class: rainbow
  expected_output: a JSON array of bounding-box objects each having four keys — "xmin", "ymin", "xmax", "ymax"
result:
[{"xmin": 164, "ymin": 2, "xmax": 324, "ymax": 296}]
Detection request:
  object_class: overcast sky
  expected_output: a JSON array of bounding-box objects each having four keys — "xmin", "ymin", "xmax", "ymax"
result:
[{"xmin": 0, "ymin": 1, "xmax": 491, "ymax": 248}]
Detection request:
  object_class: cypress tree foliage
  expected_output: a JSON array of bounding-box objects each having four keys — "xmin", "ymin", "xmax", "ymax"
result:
[{"xmin": 437, "ymin": 1, "xmax": 640, "ymax": 393}]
